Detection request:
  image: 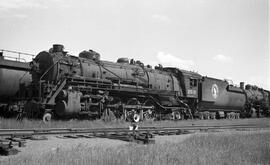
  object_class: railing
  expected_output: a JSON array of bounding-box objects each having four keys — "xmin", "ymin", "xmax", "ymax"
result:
[
  {"xmin": 0, "ymin": 49, "xmax": 35, "ymax": 62},
  {"xmin": 1, "ymin": 55, "xmax": 27, "ymax": 62}
]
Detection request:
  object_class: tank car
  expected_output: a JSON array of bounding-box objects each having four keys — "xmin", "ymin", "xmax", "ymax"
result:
[{"xmin": 0, "ymin": 52, "xmax": 32, "ymax": 116}]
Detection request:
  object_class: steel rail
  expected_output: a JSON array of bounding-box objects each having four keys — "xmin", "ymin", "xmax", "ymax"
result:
[
  {"xmin": 0, "ymin": 124, "xmax": 269, "ymax": 137},
  {"xmin": 0, "ymin": 123, "xmax": 268, "ymax": 132}
]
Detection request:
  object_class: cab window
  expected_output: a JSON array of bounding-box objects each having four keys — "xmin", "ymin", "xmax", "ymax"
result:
[{"xmin": 190, "ymin": 78, "xmax": 197, "ymax": 87}]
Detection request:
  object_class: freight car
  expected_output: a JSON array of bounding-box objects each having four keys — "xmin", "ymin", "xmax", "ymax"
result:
[{"xmin": 3, "ymin": 44, "xmax": 270, "ymax": 122}]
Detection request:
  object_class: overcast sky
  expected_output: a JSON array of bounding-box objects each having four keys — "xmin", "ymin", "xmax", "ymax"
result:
[{"xmin": 0, "ymin": 0, "xmax": 269, "ymax": 89}]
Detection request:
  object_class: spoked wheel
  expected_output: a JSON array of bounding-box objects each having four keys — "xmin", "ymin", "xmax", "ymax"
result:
[
  {"xmin": 171, "ymin": 111, "xmax": 182, "ymax": 120},
  {"xmin": 42, "ymin": 113, "xmax": 52, "ymax": 123},
  {"xmin": 125, "ymin": 98, "xmax": 141, "ymax": 122},
  {"xmin": 143, "ymin": 99, "xmax": 156, "ymax": 121}
]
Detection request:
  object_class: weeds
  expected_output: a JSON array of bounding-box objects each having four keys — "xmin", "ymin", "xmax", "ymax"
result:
[{"xmin": 2, "ymin": 131, "xmax": 270, "ymax": 165}]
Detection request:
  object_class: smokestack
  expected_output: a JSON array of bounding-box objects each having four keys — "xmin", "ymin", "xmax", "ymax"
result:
[
  {"xmin": 240, "ymin": 82, "xmax": 245, "ymax": 90},
  {"xmin": 52, "ymin": 44, "xmax": 64, "ymax": 52}
]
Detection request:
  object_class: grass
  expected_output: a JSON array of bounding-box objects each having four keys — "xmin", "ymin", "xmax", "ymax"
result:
[
  {"xmin": 2, "ymin": 130, "xmax": 270, "ymax": 165},
  {"xmin": 0, "ymin": 117, "xmax": 269, "ymax": 129}
]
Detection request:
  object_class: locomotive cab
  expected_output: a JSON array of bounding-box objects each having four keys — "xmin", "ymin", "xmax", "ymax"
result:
[{"xmin": 163, "ymin": 67, "xmax": 202, "ymax": 98}]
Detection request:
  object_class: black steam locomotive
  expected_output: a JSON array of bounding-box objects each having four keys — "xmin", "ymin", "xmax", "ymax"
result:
[{"xmin": 1, "ymin": 44, "xmax": 270, "ymax": 122}]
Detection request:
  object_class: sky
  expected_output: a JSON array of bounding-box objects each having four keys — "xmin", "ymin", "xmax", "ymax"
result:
[{"xmin": 0, "ymin": 0, "xmax": 269, "ymax": 89}]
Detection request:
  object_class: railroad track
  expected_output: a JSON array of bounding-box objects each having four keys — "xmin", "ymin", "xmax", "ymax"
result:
[
  {"xmin": 0, "ymin": 123, "xmax": 269, "ymax": 136},
  {"xmin": 1, "ymin": 123, "xmax": 270, "ymax": 156}
]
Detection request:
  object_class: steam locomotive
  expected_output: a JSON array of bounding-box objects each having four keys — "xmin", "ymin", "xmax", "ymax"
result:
[{"xmin": 1, "ymin": 44, "xmax": 270, "ymax": 122}]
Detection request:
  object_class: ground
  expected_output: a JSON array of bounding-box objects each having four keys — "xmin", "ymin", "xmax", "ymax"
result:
[
  {"xmin": 0, "ymin": 118, "xmax": 269, "ymax": 165},
  {"xmin": 0, "ymin": 133, "xmax": 193, "ymax": 162}
]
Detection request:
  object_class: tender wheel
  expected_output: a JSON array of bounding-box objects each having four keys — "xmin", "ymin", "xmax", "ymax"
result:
[
  {"xmin": 175, "ymin": 111, "xmax": 181, "ymax": 120},
  {"xmin": 231, "ymin": 113, "xmax": 236, "ymax": 119},
  {"xmin": 235, "ymin": 113, "xmax": 240, "ymax": 119},
  {"xmin": 199, "ymin": 113, "xmax": 204, "ymax": 120},
  {"xmin": 200, "ymin": 115, "xmax": 204, "ymax": 120},
  {"xmin": 43, "ymin": 113, "xmax": 52, "ymax": 123}
]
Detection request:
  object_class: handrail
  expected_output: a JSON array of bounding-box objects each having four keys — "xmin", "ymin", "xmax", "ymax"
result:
[
  {"xmin": 0, "ymin": 49, "xmax": 35, "ymax": 57},
  {"xmin": 1, "ymin": 55, "xmax": 27, "ymax": 62},
  {"xmin": 0, "ymin": 49, "xmax": 35, "ymax": 62},
  {"xmin": 39, "ymin": 61, "xmax": 60, "ymax": 101}
]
